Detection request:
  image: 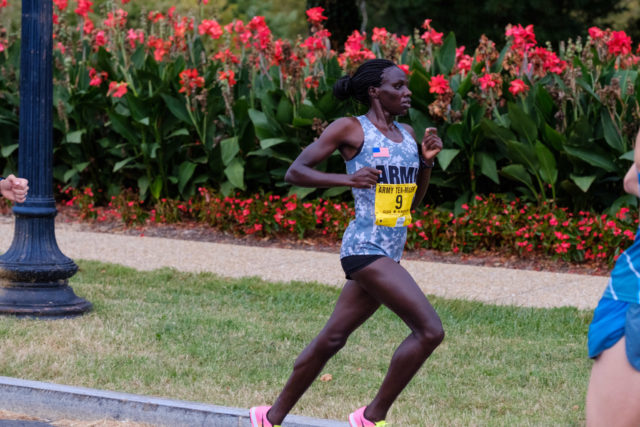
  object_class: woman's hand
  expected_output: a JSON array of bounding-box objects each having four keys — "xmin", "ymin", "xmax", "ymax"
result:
[
  {"xmin": 421, "ymin": 127, "xmax": 443, "ymax": 162},
  {"xmin": 0, "ymin": 174, "xmax": 29, "ymax": 203},
  {"xmin": 350, "ymin": 167, "xmax": 382, "ymax": 189}
]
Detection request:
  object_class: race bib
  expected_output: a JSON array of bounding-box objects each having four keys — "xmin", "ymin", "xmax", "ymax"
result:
[{"xmin": 374, "ymin": 183, "xmax": 417, "ymax": 227}]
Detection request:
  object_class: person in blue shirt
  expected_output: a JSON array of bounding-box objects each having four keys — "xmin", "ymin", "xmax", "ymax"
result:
[
  {"xmin": 250, "ymin": 59, "xmax": 443, "ymax": 427},
  {"xmin": 586, "ymin": 129, "xmax": 640, "ymax": 426},
  {"xmin": 0, "ymin": 174, "xmax": 28, "ymax": 203}
]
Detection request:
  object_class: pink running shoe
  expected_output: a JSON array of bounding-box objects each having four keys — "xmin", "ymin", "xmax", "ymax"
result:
[
  {"xmin": 249, "ymin": 406, "xmax": 281, "ymax": 427},
  {"xmin": 348, "ymin": 406, "xmax": 387, "ymax": 426}
]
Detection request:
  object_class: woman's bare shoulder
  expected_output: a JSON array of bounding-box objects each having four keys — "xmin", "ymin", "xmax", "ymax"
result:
[
  {"xmin": 321, "ymin": 116, "xmax": 363, "ymax": 147},
  {"xmin": 326, "ymin": 116, "xmax": 361, "ymax": 132}
]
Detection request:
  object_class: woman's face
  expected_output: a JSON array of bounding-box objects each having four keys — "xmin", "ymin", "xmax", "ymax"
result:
[{"xmin": 374, "ymin": 66, "xmax": 412, "ymax": 115}]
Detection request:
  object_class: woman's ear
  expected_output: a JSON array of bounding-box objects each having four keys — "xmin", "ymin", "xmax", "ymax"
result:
[{"xmin": 368, "ymin": 86, "xmax": 378, "ymax": 99}]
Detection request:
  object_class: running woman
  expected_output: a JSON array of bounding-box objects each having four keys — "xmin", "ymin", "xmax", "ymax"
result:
[
  {"xmin": 250, "ymin": 58, "xmax": 444, "ymax": 427},
  {"xmin": 586, "ymin": 127, "xmax": 640, "ymax": 426}
]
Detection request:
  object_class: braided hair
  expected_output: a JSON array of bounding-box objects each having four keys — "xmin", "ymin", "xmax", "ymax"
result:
[{"xmin": 333, "ymin": 59, "xmax": 397, "ymax": 106}]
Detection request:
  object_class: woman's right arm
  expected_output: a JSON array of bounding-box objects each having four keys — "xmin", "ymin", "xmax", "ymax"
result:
[{"xmin": 285, "ymin": 118, "xmax": 380, "ymax": 189}]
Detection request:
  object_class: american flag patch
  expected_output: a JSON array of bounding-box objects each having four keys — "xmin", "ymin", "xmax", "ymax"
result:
[{"xmin": 372, "ymin": 147, "xmax": 390, "ymax": 157}]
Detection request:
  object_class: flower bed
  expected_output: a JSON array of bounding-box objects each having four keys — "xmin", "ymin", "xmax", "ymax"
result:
[{"xmin": 57, "ymin": 186, "xmax": 638, "ymax": 268}]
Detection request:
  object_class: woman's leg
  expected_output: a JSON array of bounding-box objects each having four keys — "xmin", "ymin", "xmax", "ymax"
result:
[
  {"xmin": 267, "ymin": 279, "xmax": 381, "ymax": 425},
  {"xmin": 586, "ymin": 337, "xmax": 640, "ymax": 427},
  {"xmin": 350, "ymin": 257, "xmax": 444, "ymax": 422}
]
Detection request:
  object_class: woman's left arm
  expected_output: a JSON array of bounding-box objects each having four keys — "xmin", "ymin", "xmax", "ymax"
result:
[{"xmin": 402, "ymin": 125, "xmax": 442, "ymax": 209}]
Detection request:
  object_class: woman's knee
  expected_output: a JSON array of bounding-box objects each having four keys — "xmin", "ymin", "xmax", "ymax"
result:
[
  {"xmin": 415, "ymin": 321, "xmax": 445, "ymax": 352},
  {"xmin": 312, "ymin": 329, "xmax": 350, "ymax": 357},
  {"xmin": 292, "ymin": 332, "xmax": 347, "ymax": 372}
]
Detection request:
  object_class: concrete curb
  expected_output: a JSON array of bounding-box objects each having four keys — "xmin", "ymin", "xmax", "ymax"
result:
[{"xmin": 0, "ymin": 376, "xmax": 348, "ymax": 427}]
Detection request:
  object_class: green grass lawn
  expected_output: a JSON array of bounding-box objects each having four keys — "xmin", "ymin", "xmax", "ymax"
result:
[{"xmin": 0, "ymin": 261, "xmax": 592, "ymax": 426}]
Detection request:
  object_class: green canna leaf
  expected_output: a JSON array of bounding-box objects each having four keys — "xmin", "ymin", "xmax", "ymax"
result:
[
  {"xmin": 178, "ymin": 161, "xmax": 197, "ymax": 194},
  {"xmin": 569, "ymin": 174, "xmax": 596, "ymax": 192},
  {"xmin": 600, "ymin": 109, "xmax": 625, "ymax": 153}
]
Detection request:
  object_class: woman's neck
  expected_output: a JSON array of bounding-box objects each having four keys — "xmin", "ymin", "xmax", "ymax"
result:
[{"xmin": 366, "ymin": 108, "xmax": 396, "ymax": 131}]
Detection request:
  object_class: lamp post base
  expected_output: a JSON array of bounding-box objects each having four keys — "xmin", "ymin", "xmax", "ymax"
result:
[
  {"xmin": 0, "ymin": 282, "xmax": 92, "ymax": 318},
  {"xmin": 0, "ymin": 209, "xmax": 91, "ymax": 318}
]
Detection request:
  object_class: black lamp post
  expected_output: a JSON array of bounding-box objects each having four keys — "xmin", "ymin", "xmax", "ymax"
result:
[{"xmin": 0, "ymin": 0, "xmax": 91, "ymax": 317}]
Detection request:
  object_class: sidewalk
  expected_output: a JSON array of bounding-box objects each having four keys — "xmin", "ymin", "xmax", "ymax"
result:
[{"xmin": 0, "ymin": 221, "xmax": 607, "ymax": 310}]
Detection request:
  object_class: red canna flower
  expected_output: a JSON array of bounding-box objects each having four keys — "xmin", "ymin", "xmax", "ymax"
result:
[
  {"xmin": 304, "ymin": 76, "xmax": 319, "ymax": 89},
  {"xmin": 88, "ymin": 68, "xmax": 107, "ymax": 86},
  {"xmin": 127, "ymin": 29, "xmax": 145, "ymax": 49},
  {"xmin": 338, "ymin": 30, "xmax": 375, "ymax": 67},
  {"xmin": 531, "ymin": 47, "xmax": 566, "ymax": 74},
  {"xmin": 508, "ymin": 79, "xmax": 529, "ymax": 96},
  {"xmin": 302, "ymin": 35, "xmax": 329, "ymax": 65},
  {"xmin": 167, "ymin": 7, "xmax": 176, "ymax": 20},
  {"xmin": 179, "ymin": 69, "xmax": 205, "ymax": 96},
  {"xmin": 270, "ymin": 39, "xmax": 285, "ymax": 66},
  {"xmin": 104, "ymin": 9, "xmax": 128, "ymax": 29},
  {"xmin": 455, "ymin": 46, "xmax": 472, "ymax": 72},
  {"xmin": 505, "ymin": 24, "xmax": 536, "ymax": 52},
  {"xmin": 247, "ymin": 16, "xmax": 272, "ymax": 50},
  {"xmin": 247, "ymin": 16, "xmax": 268, "ymax": 31},
  {"xmin": 607, "ymin": 30, "xmax": 632, "ymax": 56},
  {"xmin": 83, "ymin": 18, "xmax": 94, "ymax": 35},
  {"xmin": 429, "ymin": 74, "xmax": 450, "ymax": 94},
  {"xmin": 396, "ymin": 35, "xmax": 410, "ymax": 52},
  {"xmin": 53, "ymin": 0, "xmax": 67, "ymax": 10},
  {"xmin": 218, "ymin": 69, "xmax": 237, "ymax": 87},
  {"xmin": 398, "ymin": 64, "xmax": 410, "ymax": 75},
  {"xmin": 148, "ymin": 11, "xmax": 165, "ymax": 23},
  {"xmin": 94, "ymin": 30, "xmax": 107, "ymax": 48},
  {"xmin": 199, "ymin": 19, "xmax": 223, "ymax": 39},
  {"xmin": 173, "ymin": 17, "xmax": 194, "ymax": 39},
  {"xmin": 107, "ymin": 81, "xmax": 128, "ymax": 98},
  {"xmin": 147, "ymin": 36, "xmax": 171, "ymax": 61},
  {"xmin": 306, "ymin": 7, "xmax": 327, "ymax": 24},
  {"xmin": 213, "ymin": 48, "xmax": 240, "ymax": 65},
  {"xmin": 225, "ymin": 19, "xmax": 245, "ymax": 35},
  {"xmin": 588, "ymin": 26, "xmax": 605, "ymax": 41},
  {"xmin": 478, "ymin": 73, "xmax": 500, "ymax": 91},
  {"xmin": 421, "ymin": 28, "xmax": 443, "ymax": 46},
  {"xmin": 372, "ymin": 27, "xmax": 389, "ymax": 44},
  {"xmin": 75, "ymin": 0, "xmax": 93, "ymax": 18}
]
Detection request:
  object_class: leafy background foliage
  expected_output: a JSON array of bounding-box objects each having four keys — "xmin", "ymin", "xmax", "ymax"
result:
[{"xmin": 0, "ymin": 0, "xmax": 640, "ymax": 214}]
